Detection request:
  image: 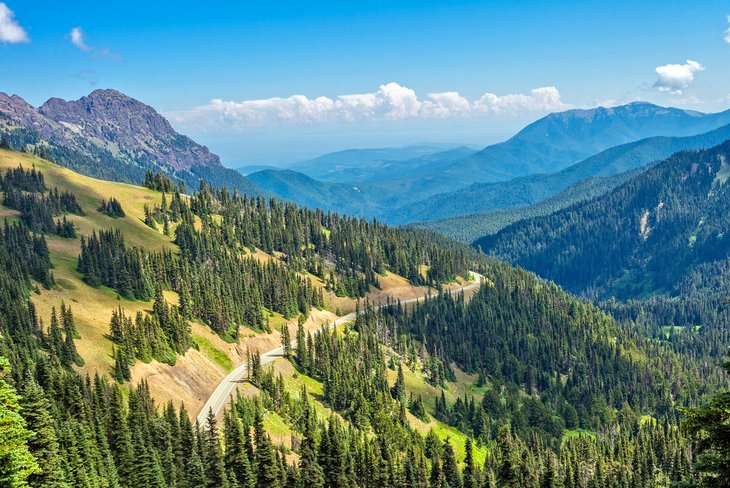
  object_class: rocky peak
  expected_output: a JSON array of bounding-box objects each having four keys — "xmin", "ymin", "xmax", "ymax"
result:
[
  {"xmin": 0, "ymin": 92, "xmax": 60, "ymax": 139},
  {"xmin": 38, "ymin": 89, "xmax": 221, "ymax": 170}
]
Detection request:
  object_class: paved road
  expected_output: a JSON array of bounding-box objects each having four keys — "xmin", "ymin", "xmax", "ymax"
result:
[{"xmin": 195, "ymin": 271, "xmax": 483, "ymax": 424}]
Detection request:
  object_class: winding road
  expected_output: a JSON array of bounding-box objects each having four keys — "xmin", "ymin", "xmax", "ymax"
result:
[{"xmin": 195, "ymin": 271, "xmax": 483, "ymax": 425}]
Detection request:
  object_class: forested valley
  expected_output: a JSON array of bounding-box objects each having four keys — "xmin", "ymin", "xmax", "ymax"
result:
[{"xmin": 0, "ymin": 146, "xmax": 728, "ymax": 488}]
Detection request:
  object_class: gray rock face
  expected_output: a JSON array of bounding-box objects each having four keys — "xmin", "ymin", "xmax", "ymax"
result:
[
  {"xmin": 0, "ymin": 89, "xmax": 220, "ymax": 171},
  {"xmin": 37, "ymin": 89, "xmax": 221, "ymax": 171},
  {"xmin": 0, "ymin": 92, "xmax": 60, "ymax": 141}
]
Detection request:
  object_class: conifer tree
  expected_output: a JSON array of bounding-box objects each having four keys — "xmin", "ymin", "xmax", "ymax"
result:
[
  {"xmin": 392, "ymin": 362, "xmax": 406, "ymax": 402},
  {"xmin": 441, "ymin": 438, "xmax": 462, "ymax": 488},
  {"xmin": 298, "ymin": 419, "xmax": 324, "ymax": 488},
  {"xmin": 296, "ymin": 318, "xmax": 308, "ymax": 372},
  {"xmin": 254, "ymin": 409, "xmax": 280, "ymax": 488},
  {"xmin": 463, "ymin": 437, "xmax": 476, "ymax": 488},
  {"xmin": 281, "ymin": 323, "xmax": 291, "ymax": 359},
  {"xmin": 682, "ymin": 354, "xmax": 730, "ymax": 487},
  {"xmin": 20, "ymin": 380, "xmax": 68, "ymax": 488},
  {"xmin": 541, "ymin": 454, "xmax": 562, "ymax": 488},
  {"xmin": 0, "ymin": 357, "xmax": 39, "ymax": 487},
  {"xmin": 144, "ymin": 204, "xmax": 156, "ymax": 229},
  {"xmin": 223, "ymin": 409, "xmax": 255, "ymax": 488},
  {"xmin": 203, "ymin": 409, "xmax": 228, "ymax": 488},
  {"xmin": 497, "ymin": 427, "xmax": 521, "ymax": 488}
]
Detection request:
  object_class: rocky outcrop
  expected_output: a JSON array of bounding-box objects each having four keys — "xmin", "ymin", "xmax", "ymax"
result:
[{"xmin": 38, "ymin": 89, "xmax": 221, "ymax": 171}]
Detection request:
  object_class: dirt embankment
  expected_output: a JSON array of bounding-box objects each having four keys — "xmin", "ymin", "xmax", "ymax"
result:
[{"xmin": 132, "ymin": 308, "xmax": 338, "ymax": 416}]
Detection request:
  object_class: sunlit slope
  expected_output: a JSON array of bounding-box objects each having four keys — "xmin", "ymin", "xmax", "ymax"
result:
[{"xmin": 0, "ymin": 148, "xmax": 461, "ymax": 414}]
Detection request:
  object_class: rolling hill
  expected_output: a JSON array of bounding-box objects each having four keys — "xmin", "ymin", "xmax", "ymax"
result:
[
  {"xmin": 247, "ymin": 169, "xmax": 381, "ymax": 217},
  {"xmin": 288, "ymin": 143, "xmax": 472, "ymax": 182}
]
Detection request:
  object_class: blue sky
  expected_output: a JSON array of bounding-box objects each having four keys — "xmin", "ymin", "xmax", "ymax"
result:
[{"xmin": 1, "ymin": 0, "xmax": 729, "ymax": 165}]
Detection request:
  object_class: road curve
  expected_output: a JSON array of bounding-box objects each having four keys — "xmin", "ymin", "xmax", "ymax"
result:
[{"xmin": 195, "ymin": 271, "xmax": 483, "ymax": 425}]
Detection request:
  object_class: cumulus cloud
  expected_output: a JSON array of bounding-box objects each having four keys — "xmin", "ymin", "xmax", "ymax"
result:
[
  {"xmin": 167, "ymin": 82, "xmax": 569, "ymax": 131},
  {"xmin": 654, "ymin": 60, "xmax": 704, "ymax": 95},
  {"xmin": 0, "ymin": 3, "xmax": 29, "ymax": 43},
  {"xmin": 69, "ymin": 27, "xmax": 91, "ymax": 51}
]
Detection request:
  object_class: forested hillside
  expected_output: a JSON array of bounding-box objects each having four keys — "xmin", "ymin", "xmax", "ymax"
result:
[
  {"xmin": 477, "ymin": 141, "xmax": 730, "ymax": 301},
  {"xmin": 415, "ymin": 170, "xmax": 640, "ymax": 242},
  {"xmin": 0, "ymin": 145, "xmax": 727, "ymax": 487}
]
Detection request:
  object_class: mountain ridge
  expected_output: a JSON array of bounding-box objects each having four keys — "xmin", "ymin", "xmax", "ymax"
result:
[
  {"xmin": 249, "ymin": 101, "xmax": 730, "ymax": 222},
  {"xmin": 0, "ymin": 88, "xmax": 262, "ymax": 195},
  {"xmin": 476, "ymin": 140, "xmax": 730, "ymax": 300},
  {"xmin": 397, "ymin": 121, "xmax": 730, "ymax": 224}
]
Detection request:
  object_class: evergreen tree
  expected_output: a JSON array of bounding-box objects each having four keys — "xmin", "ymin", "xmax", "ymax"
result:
[
  {"xmin": 298, "ymin": 420, "xmax": 324, "ymax": 488},
  {"xmin": 203, "ymin": 409, "xmax": 228, "ymax": 488},
  {"xmin": 20, "ymin": 380, "xmax": 68, "ymax": 488},
  {"xmin": 497, "ymin": 427, "xmax": 521, "ymax": 488},
  {"xmin": 682, "ymin": 353, "xmax": 730, "ymax": 487},
  {"xmin": 296, "ymin": 317, "xmax": 308, "ymax": 372},
  {"xmin": 0, "ymin": 357, "xmax": 39, "ymax": 487},
  {"xmin": 254, "ymin": 409, "xmax": 279, "ymax": 488},
  {"xmin": 463, "ymin": 438, "xmax": 476, "ymax": 488},
  {"xmin": 441, "ymin": 438, "xmax": 461, "ymax": 488},
  {"xmin": 392, "ymin": 362, "xmax": 406, "ymax": 403},
  {"xmin": 281, "ymin": 323, "xmax": 292, "ymax": 359}
]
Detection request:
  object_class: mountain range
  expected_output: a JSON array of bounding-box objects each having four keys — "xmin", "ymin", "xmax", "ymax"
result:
[
  {"xmin": 0, "ymin": 89, "xmax": 261, "ymax": 195},
  {"xmin": 407, "ymin": 121, "xmax": 730, "ymax": 230},
  {"xmin": 287, "ymin": 143, "xmax": 474, "ymax": 181},
  {"xmin": 1, "ymin": 86, "xmax": 729, "ymax": 488},
  {"xmin": 247, "ymin": 102, "xmax": 730, "ymax": 222}
]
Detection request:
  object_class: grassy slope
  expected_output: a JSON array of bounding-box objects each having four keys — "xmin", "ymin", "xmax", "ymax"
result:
[
  {"xmin": 0, "ymin": 148, "xmax": 176, "ymax": 376},
  {"xmin": 0, "ymin": 149, "xmax": 482, "ymax": 427}
]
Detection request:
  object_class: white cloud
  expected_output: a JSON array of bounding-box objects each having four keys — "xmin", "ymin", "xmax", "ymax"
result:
[
  {"xmin": 167, "ymin": 82, "xmax": 569, "ymax": 131},
  {"xmin": 725, "ymin": 16, "xmax": 730, "ymax": 44},
  {"xmin": 653, "ymin": 59, "xmax": 704, "ymax": 95},
  {"xmin": 0, "ymin": 3, "xmax": 29, "ymax": 43},
  {"xmin": 68, "ymin": 27, "xmax": 117, "ymax": 59},
  {"xmin": 69, "ymin": 27, "xmax": 91, "ymax": 51}
]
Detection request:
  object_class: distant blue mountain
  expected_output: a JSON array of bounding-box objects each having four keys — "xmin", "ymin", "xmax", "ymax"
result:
[
  {"xmin": 246, "ymin": 169, "xmax": 379, "ymax": 217},
  {"xmin": 288, "ymin": 144, "xmax": 472, "ymax": 182},
  {"xmin": 395, "ymin": 121, "xmax": 730, "ymax": 224},
  {"xmin": 248, "ymin": 102, "xmax": 730, "ymax": 224},
  {"xmin": 235, "ymin": 164, "xmax": 281, "ymax": 176},
  {"xmin": 375, "ymin": 102, "xmax": 730, "ymax": 199}
]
